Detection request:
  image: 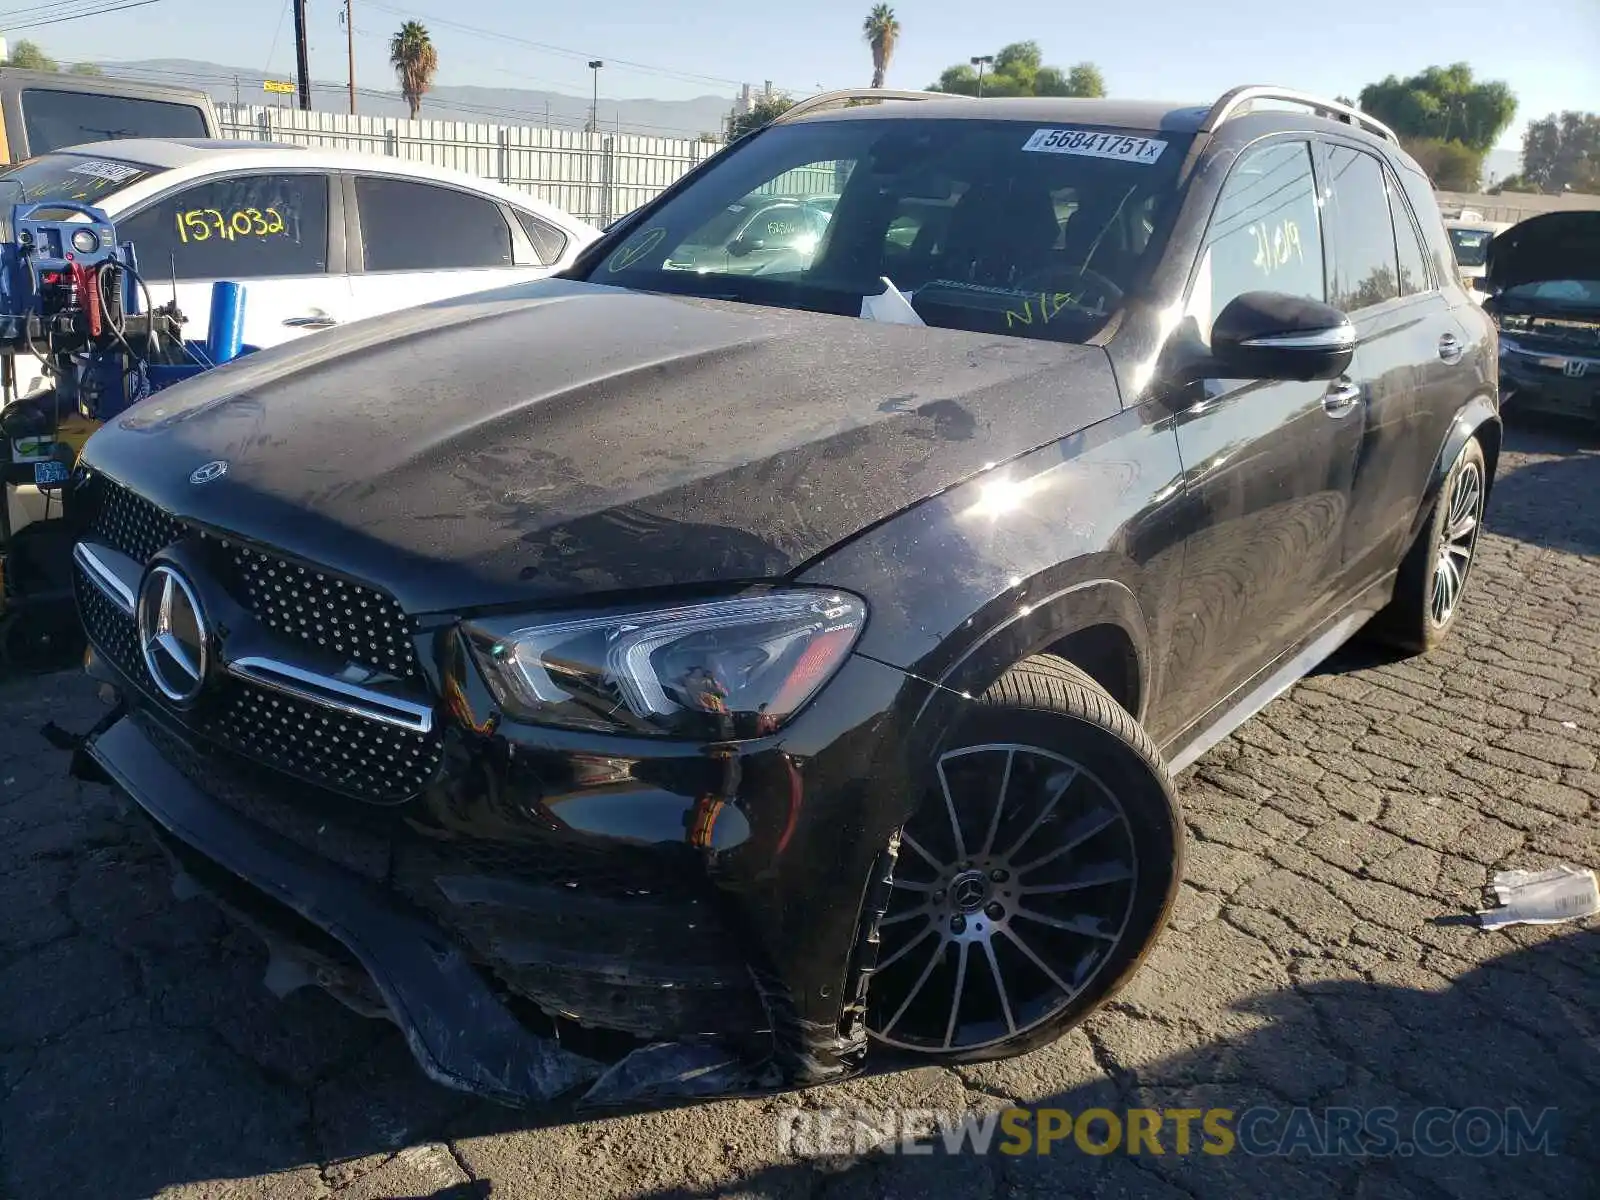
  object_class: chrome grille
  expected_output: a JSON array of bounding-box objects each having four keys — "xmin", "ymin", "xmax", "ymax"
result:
[
  {"xmin": 207, "ymin": 676, "xmax": 442, "ymax": 801},
  {"xmin": 91, "ymin": 480, "xmax": 183, "ymax": 565},
  {"xmin": 232, "ymin": 547, "xmax": 418, "ymax": 679},
  {"xmin": 77, "ymin": 480, "xmax": 442, "ymax": 803},
  {"xmin": 89, "ymin": 477, "xmax": 421, "ymax": 679}
]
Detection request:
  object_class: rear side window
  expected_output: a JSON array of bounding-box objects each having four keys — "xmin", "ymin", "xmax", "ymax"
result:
[
  {"xmin": 1387, "ymin": 172, "xmax": 1432, "ymax": 296},
  {"xmin": 116, "ymin": 173, "xmax": 329, "ymax": 281},
  {"xmin": 1396, "ymin": 167, "xmax": 1458, "ymax": 286},
  {"xmin": 356, "ymin": 177, "xmax": 513, "ymax": 271},
  {"xmin": 1323, "ymin": 145, "xmax": 1400, "ymax": 312},
  {"xmin": 20, "ymin": 89, "xmax": 209, "ymax": 156},
  {"xmin": 515, "ymin": 210, "xmax": 568, "ymax": 265},
  {"xmin": 1188, "ymin": 140, "xmax": 1325, "ymax": 339}
]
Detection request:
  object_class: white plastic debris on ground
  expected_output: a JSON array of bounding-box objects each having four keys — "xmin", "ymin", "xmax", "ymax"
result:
[{"xmin": 1477, "ymin": 865, "xmax": 1600, "ymax": 930}]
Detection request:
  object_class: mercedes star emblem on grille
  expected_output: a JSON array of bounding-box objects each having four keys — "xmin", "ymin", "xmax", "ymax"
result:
[
  {"xmin": 190, "ymin": 460, "xmax": 229, "ymax": 485},
  {"xmin": 138, "ymin": 564, "xmax": 210, "ymax": 703}
]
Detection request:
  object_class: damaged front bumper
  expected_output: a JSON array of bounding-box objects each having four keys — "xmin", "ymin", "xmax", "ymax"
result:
[{"xmin": 75, "ymin": 644, "xmax": 932, "ymax": 1109}]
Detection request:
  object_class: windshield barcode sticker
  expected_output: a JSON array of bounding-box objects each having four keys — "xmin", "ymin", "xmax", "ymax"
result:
[
  {"xmin": 70, "ymin": 159, "xmax": 143, "ymax": 183},
  {"xmin": 1022, "ymin": 129, "xmax": 1167, "ymax": 163}
]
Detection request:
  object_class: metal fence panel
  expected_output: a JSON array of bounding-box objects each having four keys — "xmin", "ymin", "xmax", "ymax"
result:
[{"xmin": 216, "ymin": 104, "xmax": 723, "ymax": 226}]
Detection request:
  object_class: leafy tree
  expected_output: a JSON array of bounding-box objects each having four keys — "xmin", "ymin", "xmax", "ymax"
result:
[
  {"xmin": 69, "ymin": 62, "xmax": 103, "ymax": 76},
  {"xmin": 1519, "ymin": 111, "xmax": 1600, "ymax": 194},
  {"xmin": 1401, "ymin": 137, "xmax": 1483, "ymax": 191},
  {"xmin": 388, "ymin": 20, "xmax": 438, "ymax": 120},
  {"xmin": 6, "ymin": 40, "xmax": 58, "ymax": 72},
  {"xmin": 1049, "ymin": 64, "xmax": 1106, "ymax": 98},
  {"xmin": 929, "ymin": 42, "xmax": 1105, "ymax": 98},
  {"xmin": 728, "ymin": 93, "xmax": 795, "ymax": 140},
  {"xmin": 863, "ymin": 5, "xmax": 900, "ymax": 91},
  {"xmin": 1358, "ymin": 63, "xmax": 1516, "ymax": 154}
]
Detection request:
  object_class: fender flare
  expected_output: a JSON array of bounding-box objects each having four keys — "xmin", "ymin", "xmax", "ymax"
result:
[
  {"xmin": 911, "ymin": 576, "xmax": 1154, "ymax": 729},
  {"xmin": 1407, "ymin": 394, "xmax": 1502, "ymax": 546}
]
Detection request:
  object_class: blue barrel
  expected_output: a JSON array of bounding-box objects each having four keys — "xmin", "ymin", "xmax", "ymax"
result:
[{"xmin": 205, "ymin": 281, "xmax": 247, "ymax": 364}]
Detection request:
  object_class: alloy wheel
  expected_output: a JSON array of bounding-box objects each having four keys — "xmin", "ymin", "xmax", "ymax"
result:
[
  {"xmin": 867, "ymin": 743, "xmax": 1139, "ymax": 1053},
  {"xmin": 1431, "ymin": 459, "xmax": 1484, "ymax": 628}
]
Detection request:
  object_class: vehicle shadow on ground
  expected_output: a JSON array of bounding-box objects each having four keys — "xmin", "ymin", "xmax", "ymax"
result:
[
  {"xmin": 604, "ymin": 928, "xmax": 1600, "ymax": 1200},
  {"xmin": 1488, "ymin": 417, "xmax": 1600, "ymax": 557}
]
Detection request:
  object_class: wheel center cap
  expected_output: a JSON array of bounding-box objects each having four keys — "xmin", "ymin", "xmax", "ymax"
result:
[{"xmin": 949, "ymin": 869, "xmax": 990, "ymax": 913}]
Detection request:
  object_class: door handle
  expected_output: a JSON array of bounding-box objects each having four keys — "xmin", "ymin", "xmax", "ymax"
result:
[
  {"xmin": 1438, "ymin": 333, "xmax": 1464, "ymax": 364},
  {"xmin": 1322, "ymin": 378, "xmax": 1362, "ymax": 417},
  {"xmin": 283, "ymin": 314, "xmax": 338, "ymax": 329}
]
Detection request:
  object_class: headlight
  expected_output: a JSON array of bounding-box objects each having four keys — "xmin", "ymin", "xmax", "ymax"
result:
[{"xmin": 464, "ymin": 589, "xmax": 867, "ymax": 739}]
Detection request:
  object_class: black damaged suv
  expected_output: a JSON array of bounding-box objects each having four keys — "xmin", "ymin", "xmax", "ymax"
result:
[{"xmin": 71, "ymin": 86, "xmax": 1499, "ymax": 1106}]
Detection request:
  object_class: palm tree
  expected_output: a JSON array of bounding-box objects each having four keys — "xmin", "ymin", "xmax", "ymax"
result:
[
  {"xmin": 389, "ymin": 21, "xmax": 438, "ymax": 120},
  {"xmin": 862, "ymin": 5, "xmax": 900, "ymax": 90}
]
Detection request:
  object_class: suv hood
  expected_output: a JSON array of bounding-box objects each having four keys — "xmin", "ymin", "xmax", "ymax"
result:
[
  {"xmin": 1487, "ymin": 212, "xmax": 1600, "ymax": 293},
  {"xmin": 82, "ymin": 280, "xmax": 1120, "ymax": 613}
]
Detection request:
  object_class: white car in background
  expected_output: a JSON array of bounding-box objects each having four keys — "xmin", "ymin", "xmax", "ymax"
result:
[
  {"xmin": 1444, "ymin": 214, "xmax": 1512, "ymax": 302},
  {"xmin": 0, "ymin": 139, "xmax": 598, "ymax": 393}
]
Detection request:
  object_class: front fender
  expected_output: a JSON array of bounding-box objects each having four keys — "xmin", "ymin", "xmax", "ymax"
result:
[{"xmin": 796, "ymin": 403, "xmax": 1188, "ymax": 737}]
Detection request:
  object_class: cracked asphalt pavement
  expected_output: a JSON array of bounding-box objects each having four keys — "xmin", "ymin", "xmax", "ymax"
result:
[{"xmin": 2, "ymin": 421, "xmax": 1597, "ymax": 1199}]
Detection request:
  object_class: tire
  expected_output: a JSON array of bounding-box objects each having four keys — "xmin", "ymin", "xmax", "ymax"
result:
[
  {"xmin": 866, "ymin": 654, "xmax": 1183, "ymax": 1063},
  {"xmin": 1366, "ymin": 437, "xmax": 1487, "ymax": 655}
]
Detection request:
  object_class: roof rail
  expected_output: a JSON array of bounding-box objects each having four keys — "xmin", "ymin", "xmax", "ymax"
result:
[
  {"xmin": 771, "ymin": 88, "xmax": 944, "ymax": 125},
  {"xmin": 1202, "ymin": 85, "xmax": 1398, "ymax": 144}
]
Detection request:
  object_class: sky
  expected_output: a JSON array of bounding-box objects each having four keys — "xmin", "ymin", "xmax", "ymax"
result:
[{"xmin": 8, "ymin": 0, "xmax": 1598, "ymax": 152}]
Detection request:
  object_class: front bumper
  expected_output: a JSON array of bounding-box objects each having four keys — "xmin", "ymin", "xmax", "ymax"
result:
[
  {"xmin": 85, "ymin": 714, "xmax": 607, "ymax": 1105},
  {"xmin": 78, "ymin": 634, "xmax": 932, "ymax": 1105},
  {"xmin": 1500, "ymin": 344, "xmax": 1600, "ymax": 420}
]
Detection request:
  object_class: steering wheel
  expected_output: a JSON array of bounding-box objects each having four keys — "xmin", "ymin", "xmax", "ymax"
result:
[{"xmin": 1010, "ymin": 265, "xmax": 1125, "ymax": 311}]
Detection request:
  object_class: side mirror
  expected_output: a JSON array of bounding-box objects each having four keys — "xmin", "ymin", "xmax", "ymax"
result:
[
  {"xmin": 1208, "ymin": 291, "xmax": 1357, "ymax": 382},
  {"xmin": 727, "ymin": 236, "xmax": 765, "ymax": 258}
]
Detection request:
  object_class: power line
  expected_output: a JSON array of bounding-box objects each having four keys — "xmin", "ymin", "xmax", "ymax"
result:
[
  {"xmin": 0, "ymin": 0, "xmax": 132, "ymax": 23},
  {"xmin": 263, "ymin": 0, "xmax": 290, "ymax": 78},
  {"xmin": 0, "ymin": 0, "xmax": 167, "ymax": 33},
  {"xmin": 363, "ymin": 0, "xmax": 813, "ymax": 96}
]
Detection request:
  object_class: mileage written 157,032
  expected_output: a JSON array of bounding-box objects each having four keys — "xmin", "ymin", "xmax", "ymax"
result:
[{"xmin": 175, "ymin": 207, "xmax": 287, "ymax": 243}]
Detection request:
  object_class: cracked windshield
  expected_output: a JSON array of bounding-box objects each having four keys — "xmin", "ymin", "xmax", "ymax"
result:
[{"xmin": 594, "ymin": 117, "xmax": 1187, "ymax": 341}]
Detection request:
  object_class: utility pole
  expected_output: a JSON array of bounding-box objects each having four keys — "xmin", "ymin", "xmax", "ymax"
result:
[
  {"xmin": 588, "ymin": 60, "xmax": 603, "ymax": 134},
  {"xmin": 292, "ymin": 0, "xmax": 312, "ymax": 111},
  {"xmin": 344, "ymin": 0, "xmax": 356, "ymax": 114},
  {"xmin": 971, "ymin": 55, "xmax": 994, "ymax": 99}
]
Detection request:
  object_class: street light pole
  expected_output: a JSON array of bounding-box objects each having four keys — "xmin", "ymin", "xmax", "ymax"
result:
[
  {"xmin": 970, "ymin": 55, "xmax": 994, "ymax": 99},
  {"xmin": 588, "ymin": 60, "xmax": 604, "ymax": 134}
]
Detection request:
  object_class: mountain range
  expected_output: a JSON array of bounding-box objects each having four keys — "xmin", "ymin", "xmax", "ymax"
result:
[
  {"xmin": 96, "ymin": 59, "xmax": 1523, "ymax": 183},
  {"xmin": 97, "ymin": 58, "xmax": 740, "ymax": 140}
]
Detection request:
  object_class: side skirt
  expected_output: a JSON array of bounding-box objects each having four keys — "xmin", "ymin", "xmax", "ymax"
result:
[{"xmin": 1161, "ymin": 576, "xmax": 1394, "ymax": 776}]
